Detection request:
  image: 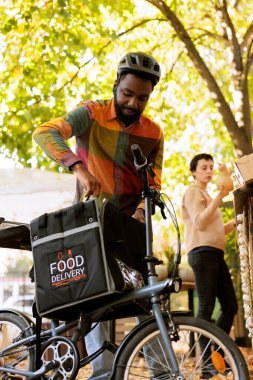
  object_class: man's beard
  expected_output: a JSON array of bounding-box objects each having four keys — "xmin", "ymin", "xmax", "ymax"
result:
[{"xmin": 114, "ymin": 95, "xmax": 142, "ymax": 127}]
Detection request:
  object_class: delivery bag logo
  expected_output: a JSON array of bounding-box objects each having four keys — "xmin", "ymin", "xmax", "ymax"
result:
[{"xmin": 49, "ymin": 244, "xmax": 88, "ymax": 287}]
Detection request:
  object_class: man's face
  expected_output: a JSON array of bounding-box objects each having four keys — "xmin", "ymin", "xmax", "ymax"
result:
[{"xmin": 114, "ymin": 73, "xmax": 153, "ymax": 126}]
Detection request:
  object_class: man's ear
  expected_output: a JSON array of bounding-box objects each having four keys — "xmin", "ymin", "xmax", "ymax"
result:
[{"xmin": 113, "ymin": 80, "xmax": 117, "ymax": 96}]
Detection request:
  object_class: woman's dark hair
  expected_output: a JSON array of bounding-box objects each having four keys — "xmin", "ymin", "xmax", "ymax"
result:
[{"xmin": 190, "ymin": 153, "xmax": 213, "ymax": 172}]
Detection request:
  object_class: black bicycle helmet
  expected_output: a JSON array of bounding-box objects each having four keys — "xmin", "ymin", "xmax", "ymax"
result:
[{"xmin": 117, "ymin": 52, "xmax": 161, "ymax": 85}]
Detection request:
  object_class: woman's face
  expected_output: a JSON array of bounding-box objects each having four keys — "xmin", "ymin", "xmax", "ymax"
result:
[{"xmin": 192, "ymin": 159, "xmax": 214, "ymax": 184}]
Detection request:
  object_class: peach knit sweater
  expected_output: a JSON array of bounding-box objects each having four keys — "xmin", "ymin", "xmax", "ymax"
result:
[{"xmin": 182, "ymin": 184, "xmax": 226, "ymax": 253}]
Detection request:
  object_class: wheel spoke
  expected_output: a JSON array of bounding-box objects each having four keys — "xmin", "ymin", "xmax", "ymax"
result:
[
  {"xmin": 0, "ymin": 312, "xmax": 35, "ymax": 379},
  {"xmin": 114, "ymin": 315, "xmax": 249, "ymax": 379}
]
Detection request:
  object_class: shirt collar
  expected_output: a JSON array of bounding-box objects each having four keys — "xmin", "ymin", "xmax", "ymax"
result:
[{"xmin": 106, "ymin": 98, "xmax": 117, "ymax": 121}]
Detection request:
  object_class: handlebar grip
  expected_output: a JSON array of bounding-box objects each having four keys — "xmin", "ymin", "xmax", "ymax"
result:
[{"xmin": 131, "ymin": 144, "xmax": 147, "ymax": 170}]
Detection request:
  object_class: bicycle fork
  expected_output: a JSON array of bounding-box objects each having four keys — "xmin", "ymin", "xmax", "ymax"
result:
[
  {"xmin": 151, "ymin": 298, "xmax": 185, "ymax": 380},
  {"xmin": 144, "ymin": 188, "xmax": 184, "ymax": 379}
]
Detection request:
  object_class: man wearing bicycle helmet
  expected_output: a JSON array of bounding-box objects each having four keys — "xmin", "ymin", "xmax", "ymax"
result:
[
  {"xmin": 33, "ymin": 51, "xmax": 163, "ymax": 225},
  {"xmin": 33, "ymin": 52, "xmax": 163, "ymax": 379}
]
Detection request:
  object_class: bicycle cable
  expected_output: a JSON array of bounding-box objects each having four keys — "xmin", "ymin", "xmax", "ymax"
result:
[{"xmin": 148, "ymin": 178, "xmax": 182, "ymax": 278}]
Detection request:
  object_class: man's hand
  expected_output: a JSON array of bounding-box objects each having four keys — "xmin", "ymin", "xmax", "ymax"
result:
[
  {"xmin": 132, "ymin": 208, "xmax": 145, "ymax": 223},
  {"xmin": 72, "ymin": 162, "xmax": 101, "ymax": 198}
]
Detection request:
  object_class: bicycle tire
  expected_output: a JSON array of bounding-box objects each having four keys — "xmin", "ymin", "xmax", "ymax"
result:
[
  {"xmin": 114, "ymin": 314, "xmax": 249, "ymax": 379},
  {"xmin": 0, "ymin": 311, "xmax": 35, "ymax": 378}
]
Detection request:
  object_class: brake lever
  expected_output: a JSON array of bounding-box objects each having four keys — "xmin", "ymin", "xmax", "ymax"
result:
[
  {"xmin": 151, "ymin": 189, "xmax": 167, "ymax": 220},
  {"xmin": 161, "ymin": 208, "xmax": 166, "ymax": 219},
  {"xmin": 147, "ymin": 163, "xmax": 156, "ymax": 178}
]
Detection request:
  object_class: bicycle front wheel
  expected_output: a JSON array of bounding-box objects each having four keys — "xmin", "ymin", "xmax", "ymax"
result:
[
  {"xmin": 114, "ymin": 315, "xmax": 249, "ymax": 379},
  {"xmin": 0, "ymin": 311, "xmax": 35, "ymax": 379}
]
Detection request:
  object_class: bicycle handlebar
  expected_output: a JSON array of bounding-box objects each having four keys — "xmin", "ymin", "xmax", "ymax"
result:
[
  {"xmin": 131, "ymin": 144, "xmax": 166, "ymax": 218},
  {"xmin": 131, "ymin": 144, "xmax": 181, "ymax": 268},
  {"xmin": 131, "ymin": 144, "xmax": 147, "ymax": 171}
]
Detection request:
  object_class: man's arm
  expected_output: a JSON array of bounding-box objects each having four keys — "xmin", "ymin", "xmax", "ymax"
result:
[
  {"xmin": 33, "ymin": 118, "xmax": 80, "ymax": 169},
  {"xmin": 33, "ymin": 105, "xmax": 93, "ymax": 169},
  {"xmin": 33, "ymin": 106, "xmax": 101, "ymax": 198},
  {"xmin": 71, "ymin": 162, "xmax": 101, "ymax": 198}
]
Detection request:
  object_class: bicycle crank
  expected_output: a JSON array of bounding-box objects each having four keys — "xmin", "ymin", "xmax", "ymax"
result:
[{"xmin": 40, "ymin": 336, "xmax": 80, "ymax": 380}]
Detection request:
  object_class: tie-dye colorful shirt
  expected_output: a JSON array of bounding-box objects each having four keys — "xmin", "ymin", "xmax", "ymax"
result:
[{"xmin": 33, "ymin": 98, "xmax": 164, "ymax": 215}]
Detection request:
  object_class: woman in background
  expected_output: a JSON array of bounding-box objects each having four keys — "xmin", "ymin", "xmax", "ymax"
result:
[{"xmin": 181, "ymin": 153, "xmax": 238, "ymax": 377}]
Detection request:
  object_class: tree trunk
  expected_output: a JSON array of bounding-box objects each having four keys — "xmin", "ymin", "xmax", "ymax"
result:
[{"xmin": 147, "ymin": 0, "xmax": 253, "ymax": 157}]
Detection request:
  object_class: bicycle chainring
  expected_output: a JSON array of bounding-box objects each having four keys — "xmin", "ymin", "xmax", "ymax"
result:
[{"xmin": 40, "ymin": 336, "xmax": 80, "ymax": 380}]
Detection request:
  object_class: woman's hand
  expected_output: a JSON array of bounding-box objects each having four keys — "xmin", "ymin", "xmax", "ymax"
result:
[
  {"xmin": 217, "ymin": 185, "xmax": 231, "ymax": 200},
  {"xmin": 224, "ymin": 218, "xmax": 237, "ymax": 234}
]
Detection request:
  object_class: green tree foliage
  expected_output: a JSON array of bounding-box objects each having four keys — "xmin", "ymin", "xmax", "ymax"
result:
[
  {"xmin": 2, "ymin": 1, "xmax": 252, "ymax": 320},
  {"xmin": 148, "ymin": 0, "xmax": 253, "ymax": 157},
  {"xmin": 2, "ymin": 0, "xmax": 252, "ymax": 245},
  {"xmin": 1, "ymin": 0, "xmax": 253, "ymax": 171},
  {"xmin": 0, "ymin": 0, "xmax": 137, "ymax": 167}
]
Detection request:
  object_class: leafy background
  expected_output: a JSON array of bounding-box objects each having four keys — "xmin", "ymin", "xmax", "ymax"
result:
[{"xmin": 1, "ymin": 0, "xmax": 253, "ymax": 344}]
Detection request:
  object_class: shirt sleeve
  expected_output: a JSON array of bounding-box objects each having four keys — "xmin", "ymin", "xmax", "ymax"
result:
[{"xmin": 33, "ymin": 106, "xmax": 91, "ymax": 170}]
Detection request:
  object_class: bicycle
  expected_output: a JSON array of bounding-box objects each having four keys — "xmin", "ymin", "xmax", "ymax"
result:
[{"xmin": 0, "ymin": 144, "xmax": 250, "ymax": 379}]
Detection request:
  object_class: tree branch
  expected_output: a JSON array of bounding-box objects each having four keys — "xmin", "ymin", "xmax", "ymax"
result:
[
  {"xmin": 243, "ymin": 39, "xmax": 253, "ymax": 137},
  {"xmin": 241, "ymin": 21, "xmax": 253, "ymax": 52},
  {"xmin": 217, "ymin": 0, "xmax": 243, "ymax": 71},
  {"xmin": 232, "ymin": 0, "xmax": 241, "ymax": 8},
  {"xmin": 146, "ymin": 0, "xmax": 252, "ymax": 155},
  {"xmin": 8, "ymin": 17, "xmax": 167, "ymax": 117},
  {"xmin": 187, "ymin": 27, "xmax": 229, "ymax": 44}
]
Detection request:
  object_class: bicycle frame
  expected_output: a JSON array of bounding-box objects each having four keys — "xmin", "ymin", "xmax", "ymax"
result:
[
  {"xmin": 0, "ymin": 146, "xmax": 185, "ymax": 379},
  {"xmin": 130, "ymin": 158, "xmax": 182, "ymax": 377},
  {"xmin": 0, "ymin": 273, "xmax": 182, "ymax": 375}
]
